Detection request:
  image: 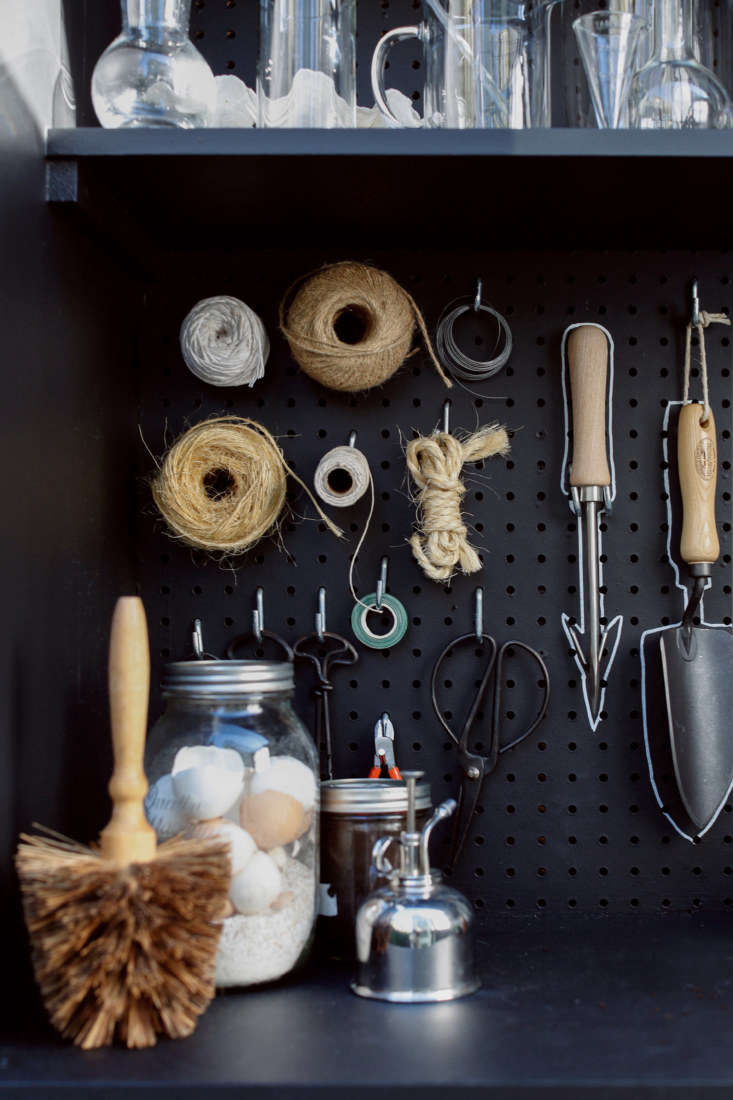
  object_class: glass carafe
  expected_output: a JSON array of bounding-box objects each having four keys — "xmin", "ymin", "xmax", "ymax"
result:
[
  {"xmin": 258, "ymin": 0, "xmax": 357, "ymax": 127},
  {"xmin": 371, "ymin": 0, "xmax": 560, "ymax": 129},
  {"xmin": 92, "ymin": 0, "xmax": 216, "ymax": 129},
  {"xmin": 628, "ymin": 0, "xmax": 731, "ymax": 128}
]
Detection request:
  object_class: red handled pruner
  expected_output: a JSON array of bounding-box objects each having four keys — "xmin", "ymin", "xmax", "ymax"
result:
[{"xmin": 368, "ymin": 713, "xmax": 402, "ymax": 780}]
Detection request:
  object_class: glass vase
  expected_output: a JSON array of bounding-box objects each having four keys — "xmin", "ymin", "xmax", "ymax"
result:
[
  {"xmin": 628, "ymin": 0, "xmax": 731, "ymax": 128},
  {"xmin": 92, "ymin": 0, "xmax": 216, "ymax": 129}
]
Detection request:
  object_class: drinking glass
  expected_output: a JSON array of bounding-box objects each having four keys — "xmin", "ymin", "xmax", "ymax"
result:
[
  {"xmin": 371, "ymin": 0, "xmax": 560, "ymax": 129},
  {"xmin": 574, "ymin": 11, "xmax": 645, "ymax": 128},
  {"xmin": 258, "ymin": 0, "xmax": 356, "ymax": 128}
]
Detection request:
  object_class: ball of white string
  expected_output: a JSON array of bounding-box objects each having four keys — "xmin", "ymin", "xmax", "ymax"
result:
[{"xmin": 180, "ymin": 295, "xmax": 270, "ymax": 388}]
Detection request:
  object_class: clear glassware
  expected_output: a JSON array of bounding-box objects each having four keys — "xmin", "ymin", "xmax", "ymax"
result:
[
  {"xmin": 573, "ymin": 11, "xmax": 646, "ymax": 128},
  {"xmin": 628, "ymin": 0, "xmax": 731, "ymax": 128},
  {"xmin": 92, "ymin": 0, "xmax": 216, "ymax": 129},
  {"xmin": 258, "ymin": 0, "xmax": 356, "ymax": 128},
  {"xmin": 371, "ymin": 0, "xmax": 560, "ymax": 129},
  {"xmin": 145, "ymin": 660, "xmax": 319, "ymax": 988}
]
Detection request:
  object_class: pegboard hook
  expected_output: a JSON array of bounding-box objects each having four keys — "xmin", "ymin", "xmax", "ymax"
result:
[
  {"xmin": 375, "ymin": 556, "xmax": 389, "ymax": 612},
  {"xmin": 252, "ymin": 586, "xmax": 264, "ymax": 644},
  {"xmin": 192, "ymin": 619, "xmax": 205, "ymax": 660},
  {"xmin": 474, "ymin": 587, "xmax": 484, "ymax": 642},
  {"xmin": 316, "ymin": 586, "xmax": 327, "ymax": 642},
  {"xmin": 474, "ymin": 278, "xmax": 483, "ymax": 313},
  {"xmin": 348, "ymin": 430, "xmax": 357, "ymax": 448},
  {"xmin": 691, "ymin": 279, "xmax": 700, "ymax": 326},
  {"xmin": 442, "ymin": 399, "xmax": 451, "ymax": 434}
]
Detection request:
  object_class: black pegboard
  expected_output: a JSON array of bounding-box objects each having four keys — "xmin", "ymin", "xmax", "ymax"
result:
[{"xmin": 134, "ymin": 246, "xmax": 732, "ymax": 919}]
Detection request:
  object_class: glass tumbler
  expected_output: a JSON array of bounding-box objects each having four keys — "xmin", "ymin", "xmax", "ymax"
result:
[
  {"xmin": 258, "ymin": 0, "xmax": 357, "ymax": 127},
  {"xmin": 371, "ymin": 0, "xmax": 560, "ymax": 128},
  {"xmin": 92, "ymin": 0, "xmax": 215, "ymax": 128}
]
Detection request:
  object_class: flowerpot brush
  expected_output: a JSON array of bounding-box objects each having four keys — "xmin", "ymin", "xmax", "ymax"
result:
[{"xmin": 15, "ymin": 596, "xmax": 231, "ymax": 1050}]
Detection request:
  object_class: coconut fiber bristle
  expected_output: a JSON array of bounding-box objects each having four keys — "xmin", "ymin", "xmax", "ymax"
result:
[{"xmin": 16, "ymin": 832, "xmax": 230, "ymax": 1050}]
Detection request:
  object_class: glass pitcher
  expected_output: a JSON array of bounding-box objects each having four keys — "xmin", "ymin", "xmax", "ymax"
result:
[
  {"xmin": 370, "ymin": 0, "xmax": 560, "ymax": 129},
  {"xmin": 259, "ymin": 0, "xmax": 356, "ymax": 127}
]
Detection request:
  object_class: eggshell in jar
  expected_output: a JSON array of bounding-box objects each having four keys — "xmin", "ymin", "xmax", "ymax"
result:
[
  {"xmin": 239, "ymin": 789, "xmax": 307, "ymax": 850},
  {"xmin": 188, "ymin": 819, "xmax": 257, "ymax": 875},
  {"xmin": 229, "ymin": 851, "xmax": 282, "ymax": 915},
  {"xmin": 144, "ymin": 774, "xmax": 187, "ymax": 839},
  {"xmin": 249, "ymin": 756, "xmax": 316, "ymax": 811},
  {"xmin": 171, "ymin": 744, "xmax": 245, "ymax": 820},
  {"xmin": 269, "ymin": 846, "xmax": 288, "ymax": 871}
]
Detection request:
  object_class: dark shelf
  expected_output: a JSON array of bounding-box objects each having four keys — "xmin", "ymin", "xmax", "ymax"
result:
[
  {"xmin": 4, "ymin": 914, "xmax": 733, "ymax": 1097},
  {"xmin": 46, "ymin": 128, "xmax": 733, "ymax": 252}
]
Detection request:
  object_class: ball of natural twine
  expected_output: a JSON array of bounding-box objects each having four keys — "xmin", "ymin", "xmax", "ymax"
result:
[
  {"xmin": 151, "ymin": 416, "xmax": 341, "ymax": 554},
  {"xmin": 180, "ymin": 296, "xmax": 269, "ymax": 388},
  {"xmin": 279, "ymin": 261, "xmax": 451, "ymax": 392}
]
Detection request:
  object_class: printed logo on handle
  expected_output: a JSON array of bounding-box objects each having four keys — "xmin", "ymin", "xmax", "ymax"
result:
[{"xmin": 695, "ymin": 438, "xmax": 716, "ymax": 481}]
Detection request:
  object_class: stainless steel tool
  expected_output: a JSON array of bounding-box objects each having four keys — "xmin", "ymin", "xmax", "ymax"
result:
[
  {"xmin": 351, "ymin": 771, "xmax": 478, "ymax": 1003},
  {"xmin": 561, "ymin": 324, "xmax": 622, "ymax": 730}
]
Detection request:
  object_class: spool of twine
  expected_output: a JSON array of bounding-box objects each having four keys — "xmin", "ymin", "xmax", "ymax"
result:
[
  {"xmin": 151, "ymin": 416, "xmax": 342, "ymax": 554},
  {"xmin": 406, "ymin": 425, "xmax": 510, "ymax": 583},
  {"xmin": 180, "ymin": 296, "xmax": 269, "ymax": 388},
  {"xmin": 313, "ymin": 445, "xmax": 371, "ymax": 508},
  {"xmin": 279, "ymin": 262, "xmax": 452, "ymax": 393}
]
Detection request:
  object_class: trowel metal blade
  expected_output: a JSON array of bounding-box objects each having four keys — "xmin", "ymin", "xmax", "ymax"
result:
[{"xmin": 659, "ymin": 625, "xmax": 733, "ymax": 834}]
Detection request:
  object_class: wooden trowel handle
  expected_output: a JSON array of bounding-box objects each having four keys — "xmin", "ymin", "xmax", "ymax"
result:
[
  {"xmin": 99, "ymin": 596, "xmax": 156, "ymax": 865},
  {"xmin": 567, "ymin": 326, "xmax": 611, "ymax": 488},
  {"xmin": 678, "ymin": 402, "xmax": 720, "ymax": 566}
]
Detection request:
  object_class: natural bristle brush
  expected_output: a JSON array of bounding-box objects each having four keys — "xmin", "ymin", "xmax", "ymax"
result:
[{"xmin": 15, "ymin": 596, "xmax": 231, "ymax": 1050}]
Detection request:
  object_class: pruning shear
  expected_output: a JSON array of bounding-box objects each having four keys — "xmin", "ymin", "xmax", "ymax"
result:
[
  {"xmin": 431, "ymin": 632, "xmax": 550, "ymax": 871},
  {"xmin": 368, "ymin": 713, "xmax": 402, "ymax": 780}
]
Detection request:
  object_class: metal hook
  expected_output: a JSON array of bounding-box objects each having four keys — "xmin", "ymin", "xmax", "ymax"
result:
[
  {"xmin": 442, "ymin": 398, "xmax": 451, "ymax": 434},
  {"xmin": 252, "ymin": 587, "xmax": 264, "ymax": 644},
  {"xmin": 692, "ymin": 279, "xmax": 700, "ymax": 326},
  {"xmin": 193, "ymin": 619, "xmax": 205, "ymax": 660},
  {"xmin": 474, "ymin": 587, "xmax": 483, "ymax": 643},
  {"xmin": 474, "ymin": 278, "xmax": 482, "ymax": 313},
  {"xmin": 315, "ymin": 586, "xmax": 327, "ymax": 643},
  {"xmin": 348, "ymin": 430, "xmax": 357, "ymax": 448},
  {"xmin": 375, "ymin": 556, "xmax": 389, "ymax": 612}
]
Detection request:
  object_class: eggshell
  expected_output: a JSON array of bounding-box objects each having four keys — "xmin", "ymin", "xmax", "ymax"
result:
[
  {"xmin": 239, "ymin": 789, "xmax": 307, "ymax": 850},
  {"xmin": 269, "ymin": 846, "xmax": 288, "ymax": 871},
  {"xmin": 144, "ymin": 774, "xmax": 187, "ymax": 838},
  {"xmin": 249, "ymin": 756, "xmax": 316, "ymax": 812},
  {"xmin": 218, "ymin": 898, "xmax": 236, "ymax": 919},
  {"xmin": 270, "ymin": 890, "xmax": 296, "ymax": 913},
  {"xmin": 171, "ymin": 744, "xmax": 245, "ymax": 820},
  {"xmin": 229, "ymin": 851, "xmax": 282, "ymax": 915},
  {"xmin": 189, "ymin": 819, "xmax": 257, "ymax": 875}
]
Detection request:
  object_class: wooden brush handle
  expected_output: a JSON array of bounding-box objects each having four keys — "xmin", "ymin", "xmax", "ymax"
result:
[
  {"xmin": 99, "ymin": 596, "xmax": 156, "ymax": 864},
  {"xmin": 679, "ymin": 402, "xmax": 720, "ymax": 566},
  {"xmin": 567, "ymin": 325, "xmax": 611, "ymax": 488}
]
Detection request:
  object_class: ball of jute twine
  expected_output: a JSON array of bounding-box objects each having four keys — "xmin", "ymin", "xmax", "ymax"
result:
[
  {"xmin": 151, "ymin": 416, "xmax": 342, "ymax": 554},
  {"xmin": 406, "ymin": 425, "xmax": 510, "ymax": 583},
  {"xmin": 279, "ymin": 261, "xmax": 452, "ymax": 393}
]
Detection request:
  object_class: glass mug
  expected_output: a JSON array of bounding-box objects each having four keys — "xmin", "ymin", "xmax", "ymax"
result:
[
  {"xmin": 371, "ymin": 0, "xmax": 559, "ymax": 129},
  {"xmin": 258, "ymin": 0, "xmax": 356, "ymax": 127}
]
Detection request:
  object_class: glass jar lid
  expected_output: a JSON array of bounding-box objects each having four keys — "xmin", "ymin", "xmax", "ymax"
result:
[
  {"xmin": 321, "ymin": 778, "xmax": 431, "ymax": 814},
  {"xmin": 162, "ymin": 659, "xmax": 294, "ymax": 696}
]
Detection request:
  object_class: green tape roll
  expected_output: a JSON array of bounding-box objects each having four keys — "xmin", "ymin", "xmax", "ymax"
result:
[{"xmin": 351, "ymin": 593, "xmax": 408, "ymax": 650}]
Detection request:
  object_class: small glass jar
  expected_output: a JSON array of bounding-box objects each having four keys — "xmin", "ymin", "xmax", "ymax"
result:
[
  {"xmin": 320, "ymin": 778, "xmax": 432, "ymax": 959},
  {"xmin": 145, "ymin": 660, "xmax": 318, "ymax": 988}
]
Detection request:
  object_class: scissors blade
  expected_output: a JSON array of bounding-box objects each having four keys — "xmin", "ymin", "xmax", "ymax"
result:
[{"xmin": 448, "ymin": 752, "xmax": 486, "ymax": 872}]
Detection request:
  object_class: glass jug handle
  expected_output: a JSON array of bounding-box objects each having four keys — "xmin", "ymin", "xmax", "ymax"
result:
[{"xmin": 370, "ymin": 26, "xmax": 422, "ymax": 125}]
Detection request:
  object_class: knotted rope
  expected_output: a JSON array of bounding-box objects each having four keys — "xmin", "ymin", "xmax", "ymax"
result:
[
  {"xmin": 406, "ymin": 424, "xmax": 510, "ymax": 583},
  {"xmin": 683, "ymin": 307, "xmax": 731, "ymax": 423}
]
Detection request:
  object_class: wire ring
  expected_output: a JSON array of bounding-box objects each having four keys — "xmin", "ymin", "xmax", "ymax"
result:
[
  {"xmin": 436, "ymin": 299, "xmax": 513, "ymax": 385},
  {"xmin": 351, "ymin": 593, "xmax": 408, "ymax": 650}
]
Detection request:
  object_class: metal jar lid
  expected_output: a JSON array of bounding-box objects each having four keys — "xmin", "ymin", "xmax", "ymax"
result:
[
  {"xmin": 321, "ymin": 778, "xmax": 431, "ymax": 815},
  {"xmin": 162, "ymin": 660, "xmax": 294, "ymax": 697}
]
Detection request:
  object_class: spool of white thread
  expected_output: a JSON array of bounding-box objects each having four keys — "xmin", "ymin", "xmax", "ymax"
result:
[
  {"xmin": 180, "ymin": 295, "xmax": 269, "ymax": 388},
  {"xmin": 313, "ymin": 445, "xmax": 371, "ymax": 508}
]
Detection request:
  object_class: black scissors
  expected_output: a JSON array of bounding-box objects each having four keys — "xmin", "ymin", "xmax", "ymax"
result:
[{"xmin": 431, "ymin": 631, "xmax": 550, "ymax": 871}]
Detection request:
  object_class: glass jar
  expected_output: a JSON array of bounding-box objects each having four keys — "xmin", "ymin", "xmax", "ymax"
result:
[
  {"xmin": 92, "ymin": 0, "xmax": 216, "ymax": 129},
  {"xmin": 145, "ymin": 660, "xmax": 318, "ymax": 988},
  {"xmin": 320, "ymin": 778, "xmax": 432, "ymax": 958}
]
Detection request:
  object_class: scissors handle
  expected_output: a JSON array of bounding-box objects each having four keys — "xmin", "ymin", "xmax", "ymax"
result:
[
  {"xmin": 430, "ymin": 633, "xmax": 498, "ymax": 746},
  {"xmin": 495, "ymin": 640, "xmax": 551, "ymax": 755}
]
